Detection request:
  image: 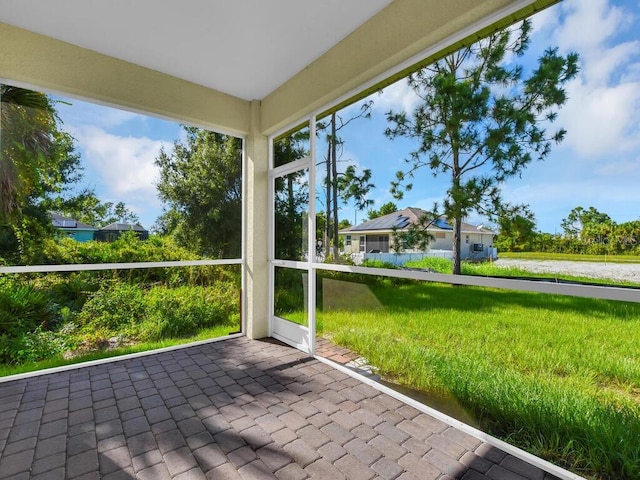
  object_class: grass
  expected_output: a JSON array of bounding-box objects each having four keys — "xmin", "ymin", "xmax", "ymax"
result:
[
  {"xmin": 404, "ymin": 256, "xmax": 640, "ymax": 287},
  {"xmin": 498, "ymin": 252, "xmax": 640, "ymax": 263},
  {"xmin": 0, "ymin": 323, "xmax": 238, "ymax": 378},
  {"xmin": 316, "ymin": 275, "xmax": 640, "ymax": 480}
]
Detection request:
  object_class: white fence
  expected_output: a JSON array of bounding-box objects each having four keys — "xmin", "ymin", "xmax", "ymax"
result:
[
  {"xmin": 351, "ymin": 248, "xmax": 497, "ymax": 266},
  {"xmin": 351, "ymin": 250, "xmax": 452, "ymax": 266}
]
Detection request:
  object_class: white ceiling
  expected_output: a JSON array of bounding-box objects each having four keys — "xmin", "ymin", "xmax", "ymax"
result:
[{"xmin": 0, "ymin": 0, "xmax": 392, "ymax": 100}]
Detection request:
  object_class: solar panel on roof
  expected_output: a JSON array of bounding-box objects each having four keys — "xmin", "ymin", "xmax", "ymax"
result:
[
  {"xmin": 434, "ymin": 217, "xmax": 452, "ymax": 229},
  {"xmin": 352, "ymin": 213, "xmax": 410, "ymax": 231},
  {"xmin": 394, "ymin": 216, "xmax": 410, "ymax": 229}
]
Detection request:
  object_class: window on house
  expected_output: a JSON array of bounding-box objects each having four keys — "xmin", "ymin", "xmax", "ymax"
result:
[
  {"xmin": 346, "ymin": 235, "xmax": 352, "ymax": 246},
  {"xmin": 359, "ymin": 236, "xmax": 365, "ymax": 252}
]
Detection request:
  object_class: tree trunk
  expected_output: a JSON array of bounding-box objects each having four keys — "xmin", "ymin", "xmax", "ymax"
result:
[
  {"xmin": 331, "ymin": 113, "xmax": 340, "ymax": 262},
  {"xmin": 451, "ymin": 164, "xmax": 462, "ymax": 275},
  {"xmin": 452, "ymin": 217, "xmax": 462, "ymax": 275}
]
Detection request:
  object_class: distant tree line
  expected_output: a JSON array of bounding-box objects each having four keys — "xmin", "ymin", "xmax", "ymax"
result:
[{"xmin": 495, "ymin": 205, "xmax": 640, "ymax": 255}]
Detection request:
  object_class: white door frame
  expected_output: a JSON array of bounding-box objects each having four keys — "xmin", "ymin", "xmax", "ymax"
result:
[{"xmin": 268, "ymin": 118, "xmax": 317, "ymax": 354}]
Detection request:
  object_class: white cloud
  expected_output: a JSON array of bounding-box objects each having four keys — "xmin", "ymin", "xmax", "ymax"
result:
[
  {"xmin": 530, "ymin": 4, "xmax": 560, "ymax": 36},
  {"xmin": 560, "ymin": 80, "xmax": 640, "ymax": 156},
  {"xmin": 373, "ymin": 78, "xmax": 422, "ymax": 114},
  {"xmin": 536, "ymin": 0, "xmax": 640, "ymax": 159},
  {"xmin": 596, "ymin": 157, "xmax": 640, "ymax": 176},
  {"xmin": 57, "ymin": 98, "xmax": 143, "ymax": 130},
  {"xmin": 583, "ymin": 40, "xmax": 639, "ymax": 85},
  {"xmin": 550, "ymin": 0, "xmax": 629, "ymax": 53},
  {"xmin": 74, "ymin": 125, "xmax": 166, "ymax": 201}
]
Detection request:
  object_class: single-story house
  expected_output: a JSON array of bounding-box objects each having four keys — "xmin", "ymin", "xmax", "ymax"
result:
[
  {"xmin": 340, "ymin": 207, "xmax": 496, "ymax": 260},
  {"xmin": 51, "ymin": 213, "xmax": 97, "ymax": 243},
  {"xmin": 94, "ymin": 222, "xmax": 149, "ymax": 242}
]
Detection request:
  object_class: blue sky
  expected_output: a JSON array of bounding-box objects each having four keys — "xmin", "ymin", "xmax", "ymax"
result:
[{"xmin": 54, "ymin": 0, "xmax": 639, "ymax": 234}]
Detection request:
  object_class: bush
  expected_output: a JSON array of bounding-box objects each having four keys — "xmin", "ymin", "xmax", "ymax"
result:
[
  {"xmin": 75, "ymin": 281, "xmax": 240, "ymax": 343},
  {"xmin": 403, "ymin": 256, "xmax": 452, "ymax": 273},
  {"xmin": 141, "ymin": 285, "xmax": 238, "ymax": 339},
  {"xmin": 0, "ymin": 326, "xmax": 75, "ymax": 364},
  {"xmin": 0, "ymin": 279, "xmax": 58, "ymax": 335},
  {"xmin": 361, "ymin": 259, "xmax": 398, "ymax": 269},
  {"xmin": 75, "ymin": 282, "xmax": 146, "ymax": 342},
  {"xmin": 32, "ymin": 272, "xmax": 101, "ymax": 311},
  {"xmin": 0, "ymin": 234, "xmax": 243, "ymax": 366}
]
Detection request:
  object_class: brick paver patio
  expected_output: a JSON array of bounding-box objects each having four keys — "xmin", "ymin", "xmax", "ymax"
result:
[{"xmin": 0, "ymin": 337, "xmax": 562, "ymax": 480}]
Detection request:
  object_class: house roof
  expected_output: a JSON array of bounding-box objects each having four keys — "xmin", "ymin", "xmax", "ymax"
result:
[
  {"xmin": 341, "ymin": 207, "xmax": 496, "ymax": 235},
  {"xmin": 50, "ymin": 213, "xmax": 97, "ymax": 231},
  {"xmin": 100, "ymin": 222, "xmax": 147, "ymax": 232}
]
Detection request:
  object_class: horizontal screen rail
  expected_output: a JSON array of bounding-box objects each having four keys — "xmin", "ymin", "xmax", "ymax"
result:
[
  {"xmin": 0, "ymin": 259, "xmax": 242, "ymax": 274},
  {"xmin": 312, "ymin": 262, "xmax": 640, "ymax": 304}
]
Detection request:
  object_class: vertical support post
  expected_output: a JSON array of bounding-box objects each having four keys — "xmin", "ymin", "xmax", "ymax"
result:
[
  {"xmin": 308, "ymin": 117, "xmax": 317, "ymax": 355},
  {"xmin": 244, "ymin": 100, "xmax": 269, "ymax": 339}
]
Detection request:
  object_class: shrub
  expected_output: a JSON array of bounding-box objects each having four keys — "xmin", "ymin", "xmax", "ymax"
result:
[
  {"xmin": 0, "ymin": 326, "xmax": 74, "ymax": 364},
  {"xmin": 0, "ymin": 279, "xmax": 58, "ymax": 335},
  {"xmin": 75, "ymin": 282, "xmax": 146, "ymax": 342},
  {"xmin": 403, "ymin": 256, "xmax": 452, "ymax": 273},
  {"xmin": 361, "ymin": 259, "xmax": 398, "ymax": 269},
  {"xmin": 32, "ymin": 272, "xmax": 101, "ymax": 311},
  {"xmin": 141, "ymin": 285, "xmax": 238, "ymax": 339},
  {"xmin": 75, "ymin": 281, "xmax": 240, "ymax": 343}
]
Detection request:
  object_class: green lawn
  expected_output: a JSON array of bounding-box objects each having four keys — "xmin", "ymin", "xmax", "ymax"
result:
[
  {"xmin": 317, "ymin": 275, "xmax": 640, "ymax": 480},
  {"xmin": 498, "ymin": 251, "xmax": 640, "ymax": 263}
]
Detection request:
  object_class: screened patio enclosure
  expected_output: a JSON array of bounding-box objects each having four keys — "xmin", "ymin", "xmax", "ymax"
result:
[
  {"xmin": 3, "ymin": 0, "xmax": 628, "ymax": 355},
  {"xmin": 7, "ymin": 0, "xmax": 637, "ymax": 354},
  {"xmin": 4, "ymin": 4, "xmax": 640, "ymax": 479}
]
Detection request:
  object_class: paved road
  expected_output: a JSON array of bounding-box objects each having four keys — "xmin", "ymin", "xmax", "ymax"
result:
[{"xmin": 494, "ymin": 258, "xmax": 640, "ymax": 284}]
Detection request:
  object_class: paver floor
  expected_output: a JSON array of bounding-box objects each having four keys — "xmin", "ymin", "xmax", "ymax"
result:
[{"xmin": 0, "ymin": 337, "xmax": 561, "ymax": 480}]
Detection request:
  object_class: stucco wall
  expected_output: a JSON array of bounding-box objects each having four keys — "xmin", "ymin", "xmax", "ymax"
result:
[{"xmin": 341, "ymin": 231, "xmax": 494, "ymax": 256}]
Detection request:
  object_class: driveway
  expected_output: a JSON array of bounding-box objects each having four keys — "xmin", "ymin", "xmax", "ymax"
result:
[{"xmin": 494, "ymin": 258, "xmax": 640, "ymax": 284}]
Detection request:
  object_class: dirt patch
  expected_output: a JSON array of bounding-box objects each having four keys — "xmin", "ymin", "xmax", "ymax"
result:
[
  {"xmin": 63, "ymin": 336, "xmax": 137, "ymax": 360},
  {"xmin": 494, "ymin": 258, "xmax": 640, "ymax": 284}
]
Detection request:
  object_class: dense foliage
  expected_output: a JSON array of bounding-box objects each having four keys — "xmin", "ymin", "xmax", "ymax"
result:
[
  {"xmin": 0, "ymin": 233, "xmax": 240, "ymax": 366},
  {"xmin": 155, "ymin": 127, "xmax": 242, "ymax": 258},
  {"xmin": 367, "ymin": 202, "xmax": 398, "ymax": 220},
  {"xmin": 0, "ymin": 85, "xmax": 142, "ymax": 264},
  {"xmin": 0, "ymin": 86, "xmax": 83, "ymax": 263},
  {"xmin": 0, "ymin": 85, "xmax": 244, "ymax": 369},
  {"xmin": 495, "ymin": 205, "xmax": 640, "ymax": 255}
]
